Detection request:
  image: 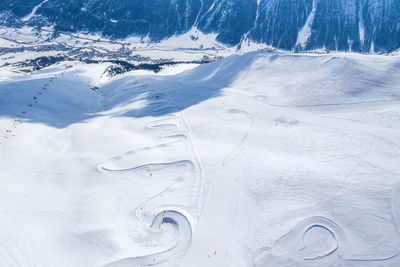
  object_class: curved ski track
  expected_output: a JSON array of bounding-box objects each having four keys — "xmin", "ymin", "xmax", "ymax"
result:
[
  {"xmin": 254, "ymin": 182, "xmax": 400, "ymax": 266},
  {"xmin": 105, "ymin": 210, "xmax": 192, "ymax": 267},
  {"xmin": 98, "ymin": 88, "xmax": 203, "ymax": 266}
]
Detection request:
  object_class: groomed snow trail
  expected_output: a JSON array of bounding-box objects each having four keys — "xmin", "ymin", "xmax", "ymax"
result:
[
  {"xmin": 181, "ymin": 111, "xmax": 255, "ymax": 266},
  {"xmin": 254, "ymin": 183, "xmax": 400, "ymax": 266},
  {"xmin": 98, "ymin": 86, "xmax": 203, "ymax": 266},
  {"xmin": 1, "ymin": 52, "xmax": 400, "ymax": 266},
  {"xmin": 105, "ymin": 211, "xmax": 192, "ymax": 267}
]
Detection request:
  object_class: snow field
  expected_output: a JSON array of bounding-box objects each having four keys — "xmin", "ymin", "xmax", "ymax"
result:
[{"xmin": 0, "ymin": 52, "xmax": 400, "ymax": 266}]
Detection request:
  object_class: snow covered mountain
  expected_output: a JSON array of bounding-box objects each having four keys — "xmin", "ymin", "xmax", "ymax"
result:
[
  {"xmin": 1, "ymin": 0, "xmax": 400, "ymax": 52},
  {"xmin": 1, "ymin": 52, "xmax": 400, "ymax": 266},
  {"xmin": 2, "ymin": 1, "xmax": 400, "ymax": 267}
]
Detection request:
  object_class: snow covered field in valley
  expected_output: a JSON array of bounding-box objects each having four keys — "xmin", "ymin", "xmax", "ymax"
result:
[{"xmin": 1, "ymin": 52, "xmax": 400, "ymax": 266}]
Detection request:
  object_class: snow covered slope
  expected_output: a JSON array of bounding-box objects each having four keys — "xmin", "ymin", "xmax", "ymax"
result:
[
  {"xmin": 1, "ymin": 52, "xmax": 400, "ymax": 266},
  {"xmin": 1, "ymin": 0, "xmax": 400, "ymax": 52}
]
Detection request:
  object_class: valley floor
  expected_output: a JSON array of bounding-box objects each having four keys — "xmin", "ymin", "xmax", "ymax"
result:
[{"xmin": 1, "ymin": 52, "xmax": 400, "ymax": 266}]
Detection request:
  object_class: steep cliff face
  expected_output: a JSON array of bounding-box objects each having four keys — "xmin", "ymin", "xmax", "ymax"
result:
[
  {"xmin": 303, "ymin": 0, "xmax": 400, "ymax": 52},
  {"xmin": 1, "ymin": 0, "xmax": 399, "ymax": 52}
]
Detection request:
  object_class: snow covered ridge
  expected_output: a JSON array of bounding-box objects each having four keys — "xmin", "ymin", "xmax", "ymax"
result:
[
  {"xmin": 1, "ymin": 52, "xmax": 400, "ymax": 266},
  {"xmin": 1, "ymin": 0, "xmax": 400, "ymax": 52}
]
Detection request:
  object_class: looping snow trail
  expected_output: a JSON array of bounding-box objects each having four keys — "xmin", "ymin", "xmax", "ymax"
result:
[
  {"xmin": 254, "ymin": 182, "xmax": 400, "ymax": 266},
  {"xmin": 253, "ymin": 216, "xmax": 346, "ymax": 266},
  {"xmin": 106, "ymin": 210, "xmax": 192, "ymax": 267},
  {"xmin": 3, "ymin": 52, "xmax": 400, "ymax": 266},
  {"xmin": 98, "ymin": 88, "xmax": 203, "ymax": 266}
]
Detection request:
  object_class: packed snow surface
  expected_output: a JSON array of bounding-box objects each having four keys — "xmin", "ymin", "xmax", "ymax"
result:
[{"xmin": 1, "ymin": 52, "xmax": 400, "ymax": 266}]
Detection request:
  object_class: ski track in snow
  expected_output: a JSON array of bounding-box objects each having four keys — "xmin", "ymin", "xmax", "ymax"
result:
[
  {"xmin": 105, "ymin": 210, "xmax": 192, "ymax": 267},
  {"xmin": 181, "ymin": 110, "xmax": 255, "ymax": 267},
  {"xmin": 253, "ymin": 181, "xmax": 400, "ymax": 266},
  {"xmin": 98, "ymin": 88, "xmax": 203, "ymax": 266},
  {"xmin": 2, "ymin": 52, "xmax": 400, "ymax": 266}
]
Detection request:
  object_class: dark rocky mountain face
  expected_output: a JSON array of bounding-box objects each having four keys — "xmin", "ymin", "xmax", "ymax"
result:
[{"xmin": 1, "ymin": 0, "xmax": 400, "ymax": 53}]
